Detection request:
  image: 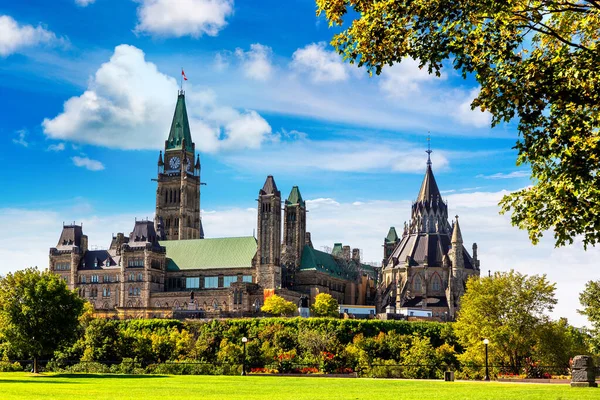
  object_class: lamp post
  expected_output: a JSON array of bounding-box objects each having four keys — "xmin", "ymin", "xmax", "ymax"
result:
[
  {"xmin": 241, "ymin": 337, "xmax": 248, "ymax": 376},
  {"xmin": 483, "ymin": 338, "xmax": 490, "ymax": 381}
]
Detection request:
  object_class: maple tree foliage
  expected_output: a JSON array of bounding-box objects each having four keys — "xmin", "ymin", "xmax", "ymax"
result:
[{"xmin": 316, "ymin": 0, "xmax": 600, "ymax": 248}]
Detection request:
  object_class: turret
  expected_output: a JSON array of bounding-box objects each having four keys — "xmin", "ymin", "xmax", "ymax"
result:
[
  {"xmin": 256, "ymin": 175, "xmax": 282, "ymax": 289},
  {"xmin": 451, "ymin": 215, "xmax": 464, "ymax": 271},
  {"xmin": 283, "ymin": 186, "xmax": 306, "ymax": 270}
]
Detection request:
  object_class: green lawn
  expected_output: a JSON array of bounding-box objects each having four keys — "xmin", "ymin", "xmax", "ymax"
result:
[{"xmin": 0, "ymin": 373, "xmax": 598, "ymax": 400}]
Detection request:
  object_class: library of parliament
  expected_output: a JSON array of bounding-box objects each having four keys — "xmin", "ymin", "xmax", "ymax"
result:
[{"xmin": 49, "ymin": 90, "xmax": 479, "ymax": 319}]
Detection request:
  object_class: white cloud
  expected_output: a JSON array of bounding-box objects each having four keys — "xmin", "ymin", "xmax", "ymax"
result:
[
  {"xmin": 43, "ymin": 44, "xmax": 273, "ymax": 153},
  {"xmin": 379, "ymin": 58, "xmax": 440, "ymax": 97},
  {"xmin": 291, "ymin": 42, "xmax": 348, "ymax": 83},
  {"xmin": 235, "ymin": 43, "xmax": 273, "ymax": 81},
  {"xmin": 47, "ymin": 143, "xmax": 66, "ymax": 152},
  {"xmin": 75, "ymin": 0, "xmax": 95, "ymax": 6},
  {"xmin": 477, "ymin": 171, "xmax": 530, "ymax": 180},
  {"xmin": 72, "ymin": 156, "xmax": 105, "ymax": 171},
  {"xmin": 223, "ymin": 137, "xmax": 451, "ymax": 174},
  {"xmin": 12, "ymin": 130, "xmax": 29, "ymax": 147},
  {"xmin": 0, "ymin": 15, "xmax": 63, "ymax": 57},
  {"xmin": 455, "ymin": 88, "xmax": 492, "ymax": 128},
  {"xmin": 135, "ymin": 0, "xmax": 234, "ymax": 38}
]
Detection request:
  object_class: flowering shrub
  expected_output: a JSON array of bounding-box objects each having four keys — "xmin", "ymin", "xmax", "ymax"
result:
[
  {"xmin": 300, "ymin": 367, "xmax": 319, "ymax": 374},
  {"xmin": 275, "ymin": 350, "xmax": 296, "ymax": 373}
]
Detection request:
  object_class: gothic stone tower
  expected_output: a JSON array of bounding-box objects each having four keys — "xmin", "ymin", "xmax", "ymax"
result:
[
  {"xmin": 380, "ymin": 148, "xmax": 480, "ymax": 320},
  {"xmin": 155, "ymin": 91, "xmax": 203, "ymax": 241},
  {"xmin": 282, "ymin": 186, "xmax": 306, "ymax": 287},
  {"xmin": 257, "ymin": 176, "xmax": 282, "ymax": 289}
]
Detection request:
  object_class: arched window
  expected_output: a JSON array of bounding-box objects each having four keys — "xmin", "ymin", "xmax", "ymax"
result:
[
  {"xmin": 413, "ymin": 275, "xmax": 422, "ymax": 292},
  {"xmin": 212, "ymin": 299, "xmax": 219, "ymax": 311},
  {"xmin": 164, "ymin": 190, "xmax": 168, "ymax": 204},
  {"xmin": 432, "ymin": 275, "xmax": 441, "ymax": 291},
  {"xmin": 128, "ymin": 287, "xmax": 133, "ymax": 296}
]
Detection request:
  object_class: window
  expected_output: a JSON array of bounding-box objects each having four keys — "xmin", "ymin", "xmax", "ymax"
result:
[
  {"xmin": 103, "ymin": 288, "xmax": 111, "ymax": 297},
  {"xmin": 242, "ymin": 275, "xmax": 253, "ymax": 283},
  {"xmin": 432, "ymin": 276, "xmax": 441, "ymax": 291},
  {"xmin": 94, "ymin": 260, "xmax": 98, "ymax": 268},
  {"xmin": 129, "ymin": 273, "xmax": 135, "ymax": 281},
  {"xmin": 129, "ymin": 287, "xmax": 133, "ymax": 296},
  {"xmin": 413, "ymin": 276, "xmax": 422, "ymax": 292},
  {"xmin": 80, "ymin": 276, "xmax": 87, "ymax": 284},
  {"xmin": 63, "ymin": 276, "xmax": 69, "ymax": 283},
  {"xmin": 103, "ymin": 275, "xmax": 110, "ymax": 283},
  {"xmin": 186, "ymin": 277, "xmax": 200, "ymax": 289},
  {"xmin": 223, "ymin": 276, "xmax": 237, "ymax": 288},
  {"xmin": 91, "ymin": 275, "xmax": 99, "ymax": 283},
  {"xmin": 137, "ymin": 273, "xmax": 143, "ymax": 282},
  {"xmin": 204, "ymin": 276, "xmax": 218, "ymax": 289}
]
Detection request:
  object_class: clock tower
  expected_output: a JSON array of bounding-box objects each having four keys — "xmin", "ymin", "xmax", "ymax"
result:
[{"xmin": 155, "ymin": 90, "xmax": 203, "ymax": 241}]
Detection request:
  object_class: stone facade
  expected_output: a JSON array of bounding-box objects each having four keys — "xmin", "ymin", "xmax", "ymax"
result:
[
  {"xmin": 49, "ymin": 90, "xmax": 376, "ymax": 319},
  {"xmin": 380, "ymin": 157, "xmax": 480, "ymax": 320}
]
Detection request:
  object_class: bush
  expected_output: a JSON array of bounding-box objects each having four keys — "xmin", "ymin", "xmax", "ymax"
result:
[
  {"xmin": 65, "ymin": 362, "xmax": 111, "ymax": 374},
  {"xmin": 0, "ymin": 361, "xmax": 23, "ymax": 372}
]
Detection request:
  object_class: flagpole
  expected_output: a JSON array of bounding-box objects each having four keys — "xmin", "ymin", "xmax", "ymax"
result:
[{"xmin": 180, "ymin": 67, "xmax": 183, "ymax": 92}]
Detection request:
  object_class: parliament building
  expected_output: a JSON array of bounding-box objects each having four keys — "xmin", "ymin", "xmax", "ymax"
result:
[{"xmin": 49, "ymin": 91, "xmax": 378, "ymax": 319}]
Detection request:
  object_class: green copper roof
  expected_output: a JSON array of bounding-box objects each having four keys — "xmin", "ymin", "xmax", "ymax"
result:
[
  {"xmin": 299, "ymin": 245, "xmax": 357, "ymax": 280},
  {"xmin": 160, "ymin": 237, "xmax": 257, "ymax": 271},
  {"xmin": 166, "ymin": 92, "xmax": 194, "ymax": 152},
  {"xmin": 285, "ymin": 186, "xmax": 305, "ymax": 207},
  {"xmin": 385, "ymin": 227, "xmax": 399, "ymax": 243}
]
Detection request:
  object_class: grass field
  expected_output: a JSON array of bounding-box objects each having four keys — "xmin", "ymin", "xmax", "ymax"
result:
[{"xmin": 0, "ymin": 373, "xmax": 598, "ymax": 400}]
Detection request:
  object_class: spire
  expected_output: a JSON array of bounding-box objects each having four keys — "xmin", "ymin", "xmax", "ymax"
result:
[
  {"xmin": 260, "ymin": 175, "xmax": 280, "ymax": 196},
  {"xmin": 194, "ymin": 154, "xmax": 200, "ymax": 170},
  {"xmin": 416, "ymin": 164, "xmax": 442, "ymax": 203},
  {"xmin": 385, "ymin": 227, "xmax": 399, "ymax": 243},
  {"xmin": 426, "ymin": 134, "xmax": 432, "ymax": 166},
  {"xmin": 157, "ymin": 151, "xmax": 164, "ymax": 166},
  {"xmin": 285, "ymin": 186, "xmax": 305, "ymax": 207},
  {"xmin": 451, "ymin": 215, "xmax": 463, "ymax": 244},
  {"xmin": 166, "ymin": 92, "xmax": 193, "ymax": 152}
]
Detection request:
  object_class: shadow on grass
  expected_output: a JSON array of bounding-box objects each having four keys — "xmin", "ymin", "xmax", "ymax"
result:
[
  {"xmin": 50, "ymin": 374, "xmax": 169, "ymax": 379},
  {"xmin": 0, "ymin": 380, "xmax": 78, "ymax": 384}
]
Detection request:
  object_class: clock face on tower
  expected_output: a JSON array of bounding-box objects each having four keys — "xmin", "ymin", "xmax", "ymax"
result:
[{"xmin": 169, "ymin": 156, "xmax": 180, "ymax": 170}]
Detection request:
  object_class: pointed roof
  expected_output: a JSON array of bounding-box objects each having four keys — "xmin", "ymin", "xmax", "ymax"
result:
[
  {"xmin": 260, "ymin": 175, "xmax": 280, "ymax": 196},
  {"xmin": 451, "ymin": 215, "xmax": 463, "ymax": 244},
  {"xmin": 385, "ymin": 227, "xmax": 399, "ymax": 243},
  {"xmin": 158, "ymin": 151, "xmax": 164, "ymax": 166},
  {"xmin": 199, "ymin": 219, "xmax": 205, "ymax": 239},
  {"xmin": 285, "ymin": 186, "xmax": 305, "ymax": 207},
  {"xmin": 166, "ymin": 91, "xmax": 193, "ymax": 152},
  {"xmin": 416, "ymin": 164, "xmax": 442, "ymax": 203}
]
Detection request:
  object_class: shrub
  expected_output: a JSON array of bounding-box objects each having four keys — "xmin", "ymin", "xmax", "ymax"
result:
[
  {"xmin": 65, "ymin": 362, "xmax": 111, "ymax": 374},
  {"xmin": 0, "ymin": 361, "xmax": 22, "ymax": 372}
]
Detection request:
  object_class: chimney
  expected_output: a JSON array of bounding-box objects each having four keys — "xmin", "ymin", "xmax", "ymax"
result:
[
  {"xmin": 352, "ymin": 248, "xmax": 360, "ymax": 264},
  {"xmin": 80, "ymin": 235, "xmax": 88, "ymax": 253},
  {"xmin": 342, "ymin": 245, "xmax": 351, "ymax": 261},
  {"xmin": 305, "ymin": 232, "xmax": 313, "ymax": 248}
]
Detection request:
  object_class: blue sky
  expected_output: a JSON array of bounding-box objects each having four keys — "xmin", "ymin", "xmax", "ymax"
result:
[{"xmin": 1, "ymin": 0, "xmax": 597, "ymax": 326}]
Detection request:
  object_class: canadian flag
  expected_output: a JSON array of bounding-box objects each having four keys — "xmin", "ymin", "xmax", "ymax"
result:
[{"xmin": 181, "ymin": 69, "xmax": 188, "ymax": 81}]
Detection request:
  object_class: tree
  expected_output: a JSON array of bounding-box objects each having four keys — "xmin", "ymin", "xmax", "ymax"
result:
[
  {"xmin": 534, "ymin": 318, "xmax": 591, "ymax": 368},
  {"xmin": 454, "ymin": 270, "xmax": 557, "ymax": 373},
  {"xmin": 261, "ymin": 295, "xmax": 296, "ymax": 316},
  {"xmin": 578, "ymin": 280, "xmax": 600, "ymax": 350},
  {"xmin": 316, "ymin": 0, "xmax": 600, "ymax": 248},
  {"xmin": 311, "ymin": 293, "xmax": 340, "ymax": 317},
  {"xmin": 0, "ymin": 268, "xmax": 85, "ymax": 373}
]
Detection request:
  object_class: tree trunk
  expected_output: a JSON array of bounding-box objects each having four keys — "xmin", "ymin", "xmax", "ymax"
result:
[{"xmin": 33, "ymin": 357, "xmax": 38, "ymax": 374}]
